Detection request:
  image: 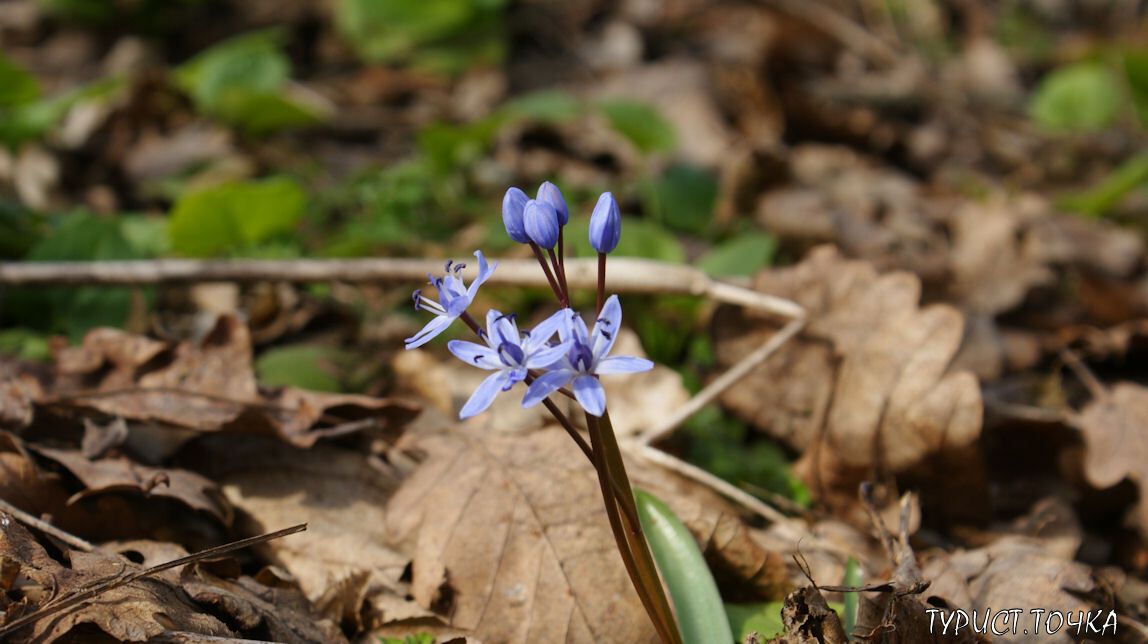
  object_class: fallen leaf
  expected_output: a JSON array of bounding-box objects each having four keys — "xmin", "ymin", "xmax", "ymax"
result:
[
  {"xmin": 80, "ymin": 415, "xmax": 128, "ymax": 459},
  {"xmin": 31, "ymin": 315, "xmax": 418, "ymax": 448},
  {"xmin": 180, "ymin": 563, "xmax": 348, "ymax": 644},
  {"xmin": 386, "ymin": 426, "xmax": 658, "ymax": 643},
  {"xmin": 31, "ymin": 445, "xmax": 231, "ymax": 523},
  {"xmin": 917, "ymin": 536, "xmax": 1097, "ymax": 644},
  {"xmin": 180, "ymin": 434, "xmax": 411, "ymax": 622},
  {"xmin": 0, "ymin": 519, "xmax": 235, "ymax": 643},
  {"xmin": 717, "ymin": 245, "xmax": 983, "ymax": 471},
  {"xmin": 1077, "ymin": 382, "xmax": 1148, "ymax": 533}
]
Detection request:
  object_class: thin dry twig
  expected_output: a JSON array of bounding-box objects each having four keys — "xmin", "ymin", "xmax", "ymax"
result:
[
  {"xmin": 640, "ymin": 318, "xmax": 806, "ymax": 445},
  {"xmin": 0, "ymin": 258, "xmax": 805, "ymax": 320},
  {"xmin": 0, "ymin": 498, "xmax": 97, "ymax": 553},
  {"xmin": 0, "ymin": 523, "xmax": 307, "ymax": 638}
]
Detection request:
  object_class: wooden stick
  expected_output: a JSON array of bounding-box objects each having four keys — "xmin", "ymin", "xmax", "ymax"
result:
[
  {"xmin": 0, "ymin": 498, "xmax": 97, "ymax": 553},
  {"xmin": 0, "ymin": 258, "xmax": 805, "ymax": 319}
]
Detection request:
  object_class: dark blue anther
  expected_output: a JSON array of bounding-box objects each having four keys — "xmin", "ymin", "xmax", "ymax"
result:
[{"xmin": 412, "ymin": 289, "xmax": 423, "ymax": 311}]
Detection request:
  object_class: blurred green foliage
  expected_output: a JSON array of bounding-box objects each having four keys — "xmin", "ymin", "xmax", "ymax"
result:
[
  {"xmin": 174, "ymin": 31, "xmax": 327, "ymax": 134},
  {"xmin": 1029, "ymin": 48, "xmax": 1148, "ymax": 217},
  {"xmin": 6, "ymin": 212, "xmax": 156, "ymax": 339},
  {"xmin": 682, "ymin": 405, "xmax": 810, "ymax": 506},
  {"xmin": 697, "ymin": 232, "xmax": 776, "ymax": 278},
  {"xmin": 1029, "ymin": 61, "xmax": 1122, "ymax": 132},
  {"xmin": 597, "ymin": 99, "xmax": 677, "ymax": 155},
  {"xmin": 168, "ymin": 177, "xmax": 305, "ymax": 257},
  {"xmin": 39, "ymin": 0, "xmax": 207, "ymax": 31},
  {"xmin": 378, "ymin": 634, "xmax": 434, "ymax": 644},
  {"xmin": 255, "ymin": 343, "xmax": 356, "ymax": 392},
  {"xmin": 336, "ymin": 0, "xmax": 507, "ymax": 75}
]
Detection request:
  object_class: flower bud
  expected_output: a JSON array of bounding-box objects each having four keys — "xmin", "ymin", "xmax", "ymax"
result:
[
  {"xmin": 502, "ymin": 187, "xmax": 530, "ymax": 244},
  {"xmin": 524, "ymin": 199, "xmax": 560, "ymax": 249},
  {"xmin": 589, "ymin": 191, "xmax": 620, "ymax": 253},
  {"xmin": 536, "ymin": 181, "xmax": 569, "ymax": 226}
]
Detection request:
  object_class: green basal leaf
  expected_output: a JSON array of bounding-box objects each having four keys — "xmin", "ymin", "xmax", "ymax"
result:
[
  {"xmin": 725, "ymin": 602, "xmax": 786, "ymax": 642},
  {"xmin": 843, "ymin": 558, "xmax": 862, "ymax": 638},
  {"xmin": 634, "ymin": 488, "xmax": 734, "ymax": 644}
]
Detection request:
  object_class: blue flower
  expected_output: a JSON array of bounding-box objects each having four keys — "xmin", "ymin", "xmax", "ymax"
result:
[
  {"xmin": 536, "ymin": 181, "xmax": 569, "ymax": 226},
  {"xmin": 448, "ymin": 309, "xmax": 573, "ymax": 418},
  {"xmin": 523, "ymin": 295, "xmax": 653, "ymax": 416},
  {"xmin": 589, "ymin": 191, "xmax": 620, "ymax": 254},
  {"xmin": 524, "ymin": 199, "xmax": 560, "ymax": 249},
  {"xmin": 502, "ymin": 187, "xmax": 530, "ymax": 244},
  {"xmin": 405, "ymin": 250, "xmax": 497, "ymax": 350}
]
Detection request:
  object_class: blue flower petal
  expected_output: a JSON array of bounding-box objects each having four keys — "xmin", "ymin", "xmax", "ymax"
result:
[
  {"xmin": 595, "ymin": 355, "xmax": 654, "ymax": 375},
  {"xmin": 591, "ymin": 294, "xmax": 622, "ymax": 357},
  {"xmin": 448, "ymin": 340, "xmax": 502, "ymax": 370},
  {"xmin": 525, "ymin": 308, "xmax": 569, "ymax": 352},
  {"xmin": 404, "ymin": 315, "xmax": 452, "ymax": 350},
  {"xmin": 460, "ymin": 370, "xmax": 513, "ymax": 419},
  {"xmin": 524, "ymin": 340, "xmax": 573, "ymax": 369},
  {"xmin": 467, "ymin": 250, "xmax": 497, "ymax": 300},
  {"xmin": 572, "ymin": 374, "xmax": 606, "ymax": 416},
  {"xmin": 522, "ymin": 369, "xmax": 576, "ymax": 408}
]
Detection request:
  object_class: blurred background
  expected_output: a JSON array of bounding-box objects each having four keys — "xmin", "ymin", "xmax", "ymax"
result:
[{"xmin": 2, "ymin": 0, "xmax": 1148, "ymax": 515}]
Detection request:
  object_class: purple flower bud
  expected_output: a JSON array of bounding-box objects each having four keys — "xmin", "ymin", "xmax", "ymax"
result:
[
  {"xmin": 524, "ymin": 199, "xmax": 560, "ymax": 249},
  {"xmin": 502, "ymin": 187, "xmax": 530, "ymax": 244},
  {"xmin": 536, "ymin": 181, "xmax": 569, "ymax": 226},
  {"xmin": 589, "ymin": 191, "xmax": 621, "ymax": 254}
]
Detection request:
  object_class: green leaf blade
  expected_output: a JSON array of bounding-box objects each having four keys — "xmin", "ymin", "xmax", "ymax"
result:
[{"xmin": 634, "ymin": 488, "xmax": 734, "ymax": 644}]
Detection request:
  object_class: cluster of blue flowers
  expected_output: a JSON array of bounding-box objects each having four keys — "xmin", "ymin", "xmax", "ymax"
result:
[{"xmin": 404, "ymin": 181, "xmax": 651, "ymax": 419}]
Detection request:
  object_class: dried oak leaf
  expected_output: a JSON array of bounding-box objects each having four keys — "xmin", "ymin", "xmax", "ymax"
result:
[
  {"xmin": 918, "ymin": 537, "xmax": 1096, "ymax": 644},
  {"xmin": 385, "ymin": 426, "xmax": 657, "ymax": 643},
  {"xmin": 39, "ymin": 315, "xmax": 418, "ymax": 447},
  {"xmin": 385, "ymin": 417, "xmax": 784, "ymax": 644},
  {"xmin": 31, "ymin": 445, "xmax": 231, "ymax": 523},
  {"xmin": 0, "ymin": 520, "xmax": 235, "ymax": 643},
  {"xmin": 1077, "ymin": 382, "xmax": 1148, "ymax": 533},
  {"xmin": 181, "ymin": 434, "xmax": 415, "ymax": 627},
  {"xmin": 717, "ymin": 245, "xmax": 982, "ymax": 471},
  {"xmin": 180, "ymin": 563, "xmax": 348, "ymax": 644}
]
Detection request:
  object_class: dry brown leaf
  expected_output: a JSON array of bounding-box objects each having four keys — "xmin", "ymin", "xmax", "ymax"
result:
[
  {"xmin": 1078, "ymin": 382, "xmax": 1148, "ymax": 533},
  {"xmin": 0, "ymin": 520, "xmax": 235, "ymax": 643},
  {"xmin": 80, "ymin": 416, "xmax": 129, "ymax": 459},
  {"xmin": 32, "ymin": 445, "xmax": 231, "ymax": 523},
  {"xmin": 918, "ymin": 536, "xmax": 1098, "ymax": 644},
  {"xmin": 717, "ymin": 245, "xmax": 982, "ymax": 471},
  {"xmin": 31, "ymin": 315, "xmax": 418, "ymax": 447},
  {"xmin": 384, "ymin": 415, "xmax": 794, "ymax": 643},
  {"xmin": 386, "ymin": 426, "xmax": 657, "ymax": 643},
  {"xmin": 181, "ymin": 434, "xmax": 412, "ymax": 625},
  {"xmin": 180, "ymin": 563, "xmax": 348, "ymax": 644}
]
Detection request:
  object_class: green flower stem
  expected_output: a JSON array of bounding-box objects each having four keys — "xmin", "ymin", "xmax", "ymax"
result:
[{"xmin": 589, "ymin": 412, "xmax": 683, "ymax": 644}]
